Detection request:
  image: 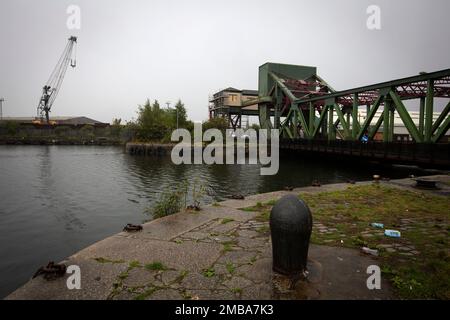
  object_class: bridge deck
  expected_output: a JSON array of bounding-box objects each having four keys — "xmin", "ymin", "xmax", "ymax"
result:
[{"xmin": 280, "ymin": 139, "xmax": 450, "ymax": 168}]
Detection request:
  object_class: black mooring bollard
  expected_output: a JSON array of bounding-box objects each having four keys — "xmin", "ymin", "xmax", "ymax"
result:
[{"xmin": 270, "ymin": 194, "xmax": 313, "ymax": 275}]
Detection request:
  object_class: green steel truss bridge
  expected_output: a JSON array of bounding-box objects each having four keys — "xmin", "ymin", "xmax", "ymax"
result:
[{"xmin": 217, "ymin": 63, "xmax": 450, "ymax": 166}]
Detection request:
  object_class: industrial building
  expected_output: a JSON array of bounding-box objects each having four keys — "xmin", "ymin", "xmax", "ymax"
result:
[
  {"xmin": 209, "ymin": 87, "xmax": 259, "ymax": 128},
  {"xmin": 0, "ymin": 116, "xmax": 108, "ymax": 127}
]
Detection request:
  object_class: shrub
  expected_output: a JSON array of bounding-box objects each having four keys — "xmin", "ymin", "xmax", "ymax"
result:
[
  {"xmin": 150, "ymin": 188, "xmax": 183, "ymax": 219},
  {"xmin": 4, "ymin": 121, "xmax": 19, "ymax": 136},
  {"xmin": 80, "ymin": 124, "xmax": 95, "ymax": 138},
  {"xmin": 146, "ymin": 180, "xmax": 207, "ymax": 219},
  {"xmin": 54, "ymin": 126, "xmax": 71, "ymax": 137}
]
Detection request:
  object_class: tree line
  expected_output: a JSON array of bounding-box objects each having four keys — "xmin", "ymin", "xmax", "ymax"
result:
[{"xmin": 127, "ymin": 99, "xmax": 229, "ymax": 142}]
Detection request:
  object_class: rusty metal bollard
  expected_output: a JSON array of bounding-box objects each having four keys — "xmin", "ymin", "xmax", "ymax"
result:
[{"xmin": 270, "ymin": 194, "xmax": 313, "ymax": 275}]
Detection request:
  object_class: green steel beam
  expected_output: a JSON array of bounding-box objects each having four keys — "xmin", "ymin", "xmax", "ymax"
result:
[
  {"xmin": 424, "ymin": 80, "xmax": 434, "ymax": 142},
  {"xmin": 322, "ymin": 112, "xmax": 328, "ymax": 137},
  {"xmin": 293, "ymin": 68, "xmax": 450, "ymax": 104},
  {"xmin": 258, "ymin": 104, "xmax": 273, "ymax": 129},
  {"xmin": 315, "ymin": 74, "xmax": 337, "ymax": 93},
  {"xmin": 389, "ymin": 90, "xmax": 423, "ymax": 143},
  {"xmin": 389, "ymin": 108, "xmax": 395, "ymax": 142},
  {"xmin": 228, "ymin": 106, "xmax": 275, "ymax": 116},
  {"xmin": 274, "ymin": 105, "xmax": 280, "ymax": 129},
  {"xmin": 292, "ymin": 104, "xmax": 311, "ymax": 138},
  {"xmin": 352, "ymin": 93, "xmax": 360, "ymax": 139},
  {"xmin": 369, "ymin": 115, "xmax": 384, "ymax": 140},
  {"xmin": 281, "ymin": 108, "xmax": 293, "ymax": 127},
  {"xmin": 431, "ymin": 100, "xmax": 450, "ymax": 135},
  {"xmin": 282, "ymin": 125, "xmax": 294, "ymax": 139},
  {"xmin": 269, "ymin": 72, "xmax": 297, "ymax": 102},
  {"xmin": 357, "ymin": 95, "xmax": 383, "ymax": 140},
  {"xmin": 334, "ymin": 103, "xmax": 351, "ymax": 139},
  {"xmin": 280, "ymin": 108, "xmax": 293, "ymax": 139},
  {"xmin": 419, "ymin": 97, "xmax": 425, "ymax": 136},
  {"xmin": 309, "ymin": 102, "xmax": 315, "ymax": 134},
  {"xmin": 335, "ymin": 126, "xmax": 345, "ymax": 140},
  {"xmin": 274, "ymin": 85, "xmax": 280, "ymax": 129},
  {"xmin": 312, "ymin": 106, "xmax": 328, "ymax": 138},
  {"xmin": 242, "ymin": 96, "xmax": 273, "ymax": 107},
  {"xmin": 432, "ymin": 115, "xmax": 450, "ymax": 143},
  {"xmin": 383, "ymin": 99, "xmax": 390, "ymax": 143},
  {"xmin": 328, "ymin": 104, "xmax": 335, "ymax": 141},
  {"xmin": 292, "ymin": 106, "xmax": 298, "ymax": 138}
]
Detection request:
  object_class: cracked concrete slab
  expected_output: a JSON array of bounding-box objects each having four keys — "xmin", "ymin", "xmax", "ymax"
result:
[{"xmin": 71, "ymin": 237, "xmax": 222, "ymax": 272}]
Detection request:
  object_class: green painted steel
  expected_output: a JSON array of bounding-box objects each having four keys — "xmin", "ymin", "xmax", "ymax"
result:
[
  {"xmin": 215, "ymin": 62, "xmax": 449, "ymax": 145},
  {"xmin": 241, "ymin": 96, "xmax": 272, "ymax": 107},
  {"xmin": 383, "ymin": 99, "xmax": 390, "ymax": 143},
  {"xmin": 369, "ymin": 115, "xmax": 384, "ymax": 140},
  {"xmin": 269, "ymin": 72, "xmax": 297, "ymax": 101},
  {"xmin": 258, "ymin": 104, "xmax": 273, "ymax": 129},
  {"xmin": 312, "ymin": 106, "xmax": 328, "ymax": 138},
  {"xmin": 419, "ymin": 97, "xmax": 425, "ymax": 137},
  {"xmin": 389, "ymin": 90, "xmax": 423, "ymax": 143},
  {"xmin": 292, "ymin": 107, "xmax": 298, "ymax": 138},
  {"xmin": 389, "ymin": 108, "xmax": 395, "ymax": 142},
  {"xmin": 334, "ymin": 103, "xmax": 351, "ymax": 139},
  {"xmin": 424, "ymin": 80, "xmax": 434, "ymax": 142},
  {"xmin": 328, "ymin": 104, "xmax": 335, "ymax": 141},
  {"xmin": 357, "ymin": 96, "xmax": 383, "ymax": 141},
  {"xmin": 293, "ymin": 104, "xmax": 310, "ymax": 138},
  {"xmin": 293, "ymin": 69, "xmax": 450, "ymax": 105},
  {"xmin": 432, "ymin": 115, "xmax": 450, "ymax": 143},
  {"xmin": 432, "ymin": 101, "xmax": 450, "ymax": 135},
  {"xmin": 259, "ymin": 63, "xmax": 316, "ymax": 97},
  {"xmin": 352, "ymin": 93, "xmax": 360, "ymax": 139},
  {"xmin": 309, "ymin": 102, "xmax": 315, "ymax": 134}
]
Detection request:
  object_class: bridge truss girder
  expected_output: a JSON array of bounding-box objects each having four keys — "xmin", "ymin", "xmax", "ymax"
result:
[{"xmin": 260, "ymin": 68, "xmax": 450, "ymax": 144}]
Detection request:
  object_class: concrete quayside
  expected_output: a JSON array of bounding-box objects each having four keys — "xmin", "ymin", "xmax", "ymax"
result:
[{"xmin": 7, "ymin": 175, "xmax": 450, "ymax": 300}]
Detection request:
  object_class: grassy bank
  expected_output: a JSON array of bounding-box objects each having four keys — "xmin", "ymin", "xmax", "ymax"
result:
[{"xmin": 242, "ymin": 184, "xmax": 450, "ymax": 299}]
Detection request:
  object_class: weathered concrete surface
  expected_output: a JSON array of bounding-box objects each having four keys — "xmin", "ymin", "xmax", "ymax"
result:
[{"xmin": 8, "ymin": 175, "xmax": 448, "ymax": 300}]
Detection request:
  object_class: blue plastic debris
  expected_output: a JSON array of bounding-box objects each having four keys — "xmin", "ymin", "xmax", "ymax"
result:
[
  {"xmin": 370, "ymin": 223, "xmax": 384, "ymax": 229},
  {"xmin": 384, "ymin": 229, "xmax": 401, "ymax": 238}
]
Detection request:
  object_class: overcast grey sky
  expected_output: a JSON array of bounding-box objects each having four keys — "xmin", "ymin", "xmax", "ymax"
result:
[{"xmin": 0, "ymin": 0, "xmax": 449, "ymax": 123}]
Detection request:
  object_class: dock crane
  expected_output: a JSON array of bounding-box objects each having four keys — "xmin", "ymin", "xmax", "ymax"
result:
[{"xmin": 35, "ymin": 36, "xmax": 77, "ymax": 124}]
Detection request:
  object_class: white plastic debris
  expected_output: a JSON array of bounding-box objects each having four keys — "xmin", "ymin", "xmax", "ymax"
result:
[{"xmin": 361, "ymin": 247, "xmax": 379, "ymax": 256}]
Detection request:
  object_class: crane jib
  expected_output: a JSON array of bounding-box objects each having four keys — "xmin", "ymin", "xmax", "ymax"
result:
[{"xmin": 36, "ymin": 36, "xmax": 77, "ymax": 124}]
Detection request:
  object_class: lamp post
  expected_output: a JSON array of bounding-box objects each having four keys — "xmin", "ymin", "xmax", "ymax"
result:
[{"xmin": 0, "ymin": 98, "xmax": 4, "ymax": 120}]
